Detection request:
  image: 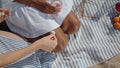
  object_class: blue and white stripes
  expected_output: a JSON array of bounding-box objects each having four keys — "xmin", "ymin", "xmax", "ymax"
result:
[{"xmin": 52, "ymin": 0, "xmax": 120, "ymax": 68}]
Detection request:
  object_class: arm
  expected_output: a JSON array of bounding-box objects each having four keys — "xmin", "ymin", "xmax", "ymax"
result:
[
  {"xmin": 0, "ymin": 31, "xmax": 57, "ymax": 67},
  {"xmin": 0, "ymin": 43, "xmax": 39, "ymax": 67},
  {"xmin": 13, "ymin": 0, "xmax": 60, "ymax": 14}
]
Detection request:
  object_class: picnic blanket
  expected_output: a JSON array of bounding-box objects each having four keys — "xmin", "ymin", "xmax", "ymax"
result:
[{"xmin": 52, "ymin": 0, "xmax": 120, "ymax": 68}]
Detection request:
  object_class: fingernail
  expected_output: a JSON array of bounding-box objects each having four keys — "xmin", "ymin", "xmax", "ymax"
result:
[
  {"xmin": 50, "ymin": 36, "xmax": 55, "ymax": 40},
  {"xmin": 52, "ymin": 1, "xmax": 61, "ymax": 8}
]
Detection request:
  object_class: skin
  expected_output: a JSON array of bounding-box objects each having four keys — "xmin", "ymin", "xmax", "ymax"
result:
[
  {"xmin": 13, "ymin": 0, "xmax": 61, "ymax": 14},
  {"xmin": 0, "ymin": 31, "xmax": 57, "ymax": 67},
  {"xmin": 13, "ymin": 0, "xmax": 81, "ymax": 52},
  {"xmin": 0, "ymin": 8, "xmax": 10, "ymax": 23},
  {"xmin": 0, "ymin": 8, "xmax": 58, "ymax": 67},
  {"xmin": 53, "ymin": 11, "xmax": 80, "ymax": 52},
  {"xmin": 1, "ymin": 0, "xmax": 81, "ymax": 52}
]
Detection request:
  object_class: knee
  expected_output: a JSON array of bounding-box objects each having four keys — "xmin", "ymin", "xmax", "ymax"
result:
[
  {"xmin": 61, "ymin": 11, "xmax": 81, "ymax": 35},
  {"xmin": 67, "ymin": 21, "xmax": 80, "ymax": 34},
  {"xmin": 73, "ymin": 19, "xmax": 81, "ymax": 33},
  {"xmin": 53, "ymin": 35, "xmax": 68, "ymax": 52},
  {"xmin": 62, "ymin": 20, "xmax": 81, "ymax": 35}
]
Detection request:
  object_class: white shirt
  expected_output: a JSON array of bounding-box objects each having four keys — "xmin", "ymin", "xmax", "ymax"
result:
[{"xmin": 0, "ymin": 0, "xmax": 73, "ymax": 38}]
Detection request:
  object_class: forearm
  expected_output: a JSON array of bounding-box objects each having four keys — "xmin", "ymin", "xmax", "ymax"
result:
[
  {"xmin": 13, "ymin": 0, "xmax": 55, "ymax": 14},
  {"xmin": 0, "ymin": 44, "xmax": 39, "ymax": 67}
]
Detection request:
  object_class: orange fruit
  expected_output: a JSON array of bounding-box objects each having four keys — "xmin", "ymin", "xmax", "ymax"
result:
[
  {"xmin": 113, "ymin": 17, "xmax": 120, "ymax": 23},
  {"xmin": 114, "ymin": 22, "xmax": 120, "ymax": 29}
]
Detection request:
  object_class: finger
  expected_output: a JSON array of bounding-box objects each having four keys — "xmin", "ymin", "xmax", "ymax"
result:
[
  {"xmin": 0, "ymin": 12, "xmax": 5, "ymax": 22},
  {"xmin": 49, "ymin": 34, "xmax": 57, "ymax": 40},
  {"xmin": 0, "ymin": 11, "xmax": 9, "ymax": 23},
  {"xmin": 52, "ymin": 1, "xmax": 61, "ymax": 8},
  {"xmin": 51, "ymin": 8, "xmax": 60, "ymax": 14},
  {"xmin": 0, "ymin": 9, "xmax": 10, "ymax": 16},
  {"xmin": 50, "ymin": 36, "xmax": 56, "ymax": 40},
  {"xmin": 0, "ymin": 11, "xmax": 5, "ymax": 17}
]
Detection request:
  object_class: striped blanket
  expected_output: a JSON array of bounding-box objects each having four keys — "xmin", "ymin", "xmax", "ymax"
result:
[{"xmin": 52, "ymin": 0, "xmax": 120, "ymax": 68}]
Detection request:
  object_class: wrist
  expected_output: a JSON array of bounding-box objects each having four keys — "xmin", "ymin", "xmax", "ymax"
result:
[{"xmin": 30, "ymin": 41, "xmax": 43, "ymax": 50}]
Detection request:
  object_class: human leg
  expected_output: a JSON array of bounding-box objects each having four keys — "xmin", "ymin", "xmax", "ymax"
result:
[
  {"xmin": 61, "ymin": 11, "xmax": 80, "ymax": 35},
  {"xmin": 52, "ymin": 27, "xmax": 68, "ymax": 52},
  {"xmin": 26, "ymin": 27, "xmax": 68, "ymax": 52}
]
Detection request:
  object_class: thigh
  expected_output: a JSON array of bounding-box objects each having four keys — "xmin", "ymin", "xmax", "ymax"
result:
[{"xmin": 61, "ymin": 11, "xmax": 80, "ymax": 34}]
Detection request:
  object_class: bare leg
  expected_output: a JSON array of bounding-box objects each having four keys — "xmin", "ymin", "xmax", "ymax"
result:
[
  {"xmin": 53, "ymin": 11, "xmax": 80, "ymax": 52},
  {"xmin": 52, "ymin": 27, "xmax": 68, "ymax": 52},
  {"xmin": 61, "ymin": 11, "xmax": 80, "ymax": 35},
  {"xmin": 26, "ymin": 11, "xmax": 80, "ymax": 52},
  {"xmin": 26, "ymin": 27, "xmax": 68, "ymax": 52}
]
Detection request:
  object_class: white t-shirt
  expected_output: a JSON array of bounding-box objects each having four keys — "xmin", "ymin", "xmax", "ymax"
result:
[{"xmin": 0, "ymin": 0, "xmax": 73, "ymax": 38}]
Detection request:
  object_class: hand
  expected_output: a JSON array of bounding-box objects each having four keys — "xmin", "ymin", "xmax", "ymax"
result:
[
  {"xmin": 0, "ymin": 8, "xmax": 11, "ymax": 23},
  {"xmin": 33, "ymin": 0, "xmax": 61, "ymax": 14},
  {"xmin": 32, "ymin": 34, "xmax": 57, "ymax": 52},
  {"xmin": 13, "ymin": 0, "xmax": 61, "ymax": 14}
]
